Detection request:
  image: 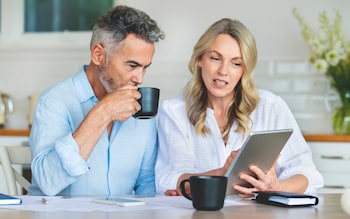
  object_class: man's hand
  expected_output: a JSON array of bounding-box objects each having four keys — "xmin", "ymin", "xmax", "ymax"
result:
[{"xmin": 101, "ymin": 85, "xmax": 141, "ymax": 121}]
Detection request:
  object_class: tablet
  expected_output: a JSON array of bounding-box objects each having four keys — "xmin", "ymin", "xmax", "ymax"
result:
[{"xmin": 224, "ymin": 129, "xmax": 293, "ymax": 195}]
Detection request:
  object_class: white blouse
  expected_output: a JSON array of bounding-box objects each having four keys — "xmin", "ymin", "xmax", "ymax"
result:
[{"xmin": 155, "ymin": 89, "xmax": 324, "ymax": 194}]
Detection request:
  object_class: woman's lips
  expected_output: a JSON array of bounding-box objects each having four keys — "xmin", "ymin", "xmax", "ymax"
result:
[{"xmin": 214, "ymin": 79, "xmax": 228, "ymax": 86}]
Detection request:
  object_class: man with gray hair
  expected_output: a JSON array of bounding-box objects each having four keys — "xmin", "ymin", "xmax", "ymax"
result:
[{"xmin": 29, "ymin": 5, "xmax": 165, "ymax": 196}]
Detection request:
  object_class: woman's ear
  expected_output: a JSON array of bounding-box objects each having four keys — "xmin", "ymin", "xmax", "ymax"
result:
[
  {"xmin": 91, "ymin": 43, "xmax": 106, "ymax": 66},
  {"xmin": 197, "ymin": 59, "xmax": 202, "ymax": 68}
]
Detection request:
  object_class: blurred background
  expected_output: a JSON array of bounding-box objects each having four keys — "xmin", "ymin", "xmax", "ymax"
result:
[{"xmin": 0, "ymin": 0, "xmax": 349, "ymax": 133}]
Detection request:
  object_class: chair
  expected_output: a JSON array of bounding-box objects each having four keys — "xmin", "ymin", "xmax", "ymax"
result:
[{"xmin": 0, "ymin": 146, "xmax": 31, "ymax": 195}]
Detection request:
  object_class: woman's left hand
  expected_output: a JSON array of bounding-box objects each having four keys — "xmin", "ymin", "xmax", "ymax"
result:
[{"xmin": 233, "ymin": 159, "xmax": 281, "ymax": 198}]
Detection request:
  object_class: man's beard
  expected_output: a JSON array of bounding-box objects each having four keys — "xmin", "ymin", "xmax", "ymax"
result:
[{"xmin": 98, "ymin": 65, "xmax": 114, "ymax": 94}]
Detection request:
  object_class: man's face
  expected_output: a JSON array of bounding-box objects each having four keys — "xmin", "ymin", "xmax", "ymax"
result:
[{"xmin": 98, "ymin": 34, "xmax": 155, "ymax": 93}]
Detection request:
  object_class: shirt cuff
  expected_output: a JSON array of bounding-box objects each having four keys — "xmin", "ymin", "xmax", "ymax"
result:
[{"xmin": 55, "ymin": 134, "xmax": 89, "ymax": 176}]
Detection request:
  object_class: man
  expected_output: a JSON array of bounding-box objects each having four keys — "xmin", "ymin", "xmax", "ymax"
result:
[{"xmin": 29, "ymin": 5, "xmax": 165, "ymax": 196}]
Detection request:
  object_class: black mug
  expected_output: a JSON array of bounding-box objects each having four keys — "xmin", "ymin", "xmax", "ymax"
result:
[
  {"xmin": 133, "ymin": 87, "xmax": 160, "ymax": 119},
  {"xmin": 180, "ymin": 176, "xmax": 227, "ymax": 211}
]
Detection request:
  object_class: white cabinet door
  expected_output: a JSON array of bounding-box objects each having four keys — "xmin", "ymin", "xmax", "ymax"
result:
[{"xmin": 309, "ymin": 142, "xmax": 350, "ymax": 193}]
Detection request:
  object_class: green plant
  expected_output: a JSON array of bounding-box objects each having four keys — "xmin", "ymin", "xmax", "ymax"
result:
[{"xmin": 293, "ymin": 8, "xmax": 350, "ymax": 134}]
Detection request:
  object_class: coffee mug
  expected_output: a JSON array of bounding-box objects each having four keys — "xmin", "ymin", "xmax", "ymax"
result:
[
  {"xmin": 133, "ymin": 87, "xmax": 160, "ymax": 119},
  {"xmin": 180, "ymin": 175, "xmax": 227, "ymax": 211}
]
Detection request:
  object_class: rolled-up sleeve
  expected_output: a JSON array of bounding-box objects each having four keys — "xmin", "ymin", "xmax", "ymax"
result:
[{"xmin": 55, "ymin": 134, "xmax": 89, "ymax": 176}]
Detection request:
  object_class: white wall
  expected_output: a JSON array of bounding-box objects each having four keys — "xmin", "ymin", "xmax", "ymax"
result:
[
  {"xmin": 0, "ymin": 0, "xmax": 349, "ymax": 133},
  {"xmin": 120, "ymin": 0, "xmax": 350, "ymax": 60}
]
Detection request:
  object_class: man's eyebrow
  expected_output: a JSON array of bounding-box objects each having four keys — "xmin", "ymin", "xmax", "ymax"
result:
[
  {"xmin": 145, "ymin": 62, "xmax": 152, "ymax": 68},
  {"xmin": 126, "ymin": 60, "xmax": 152, "ymax": 68},
  {"xmin": 126, "ymin": 60, "xmax": 142, "ymax": 66}
]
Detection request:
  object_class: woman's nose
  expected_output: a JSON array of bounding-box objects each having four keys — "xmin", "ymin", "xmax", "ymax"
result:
[{"xmin": 218, "ymin": 63, "xmax": 229, "ymax": 76}]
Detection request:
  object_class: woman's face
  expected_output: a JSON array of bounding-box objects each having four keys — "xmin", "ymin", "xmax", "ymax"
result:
[{"xmin": 198, "ymin": 33, "xmax": 244, "ymax": 103}]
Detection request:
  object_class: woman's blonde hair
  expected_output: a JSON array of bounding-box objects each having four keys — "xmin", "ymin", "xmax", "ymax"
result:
[{"xmin": 184, "ymin": 18, "xmax": 259, "ymax": 138}]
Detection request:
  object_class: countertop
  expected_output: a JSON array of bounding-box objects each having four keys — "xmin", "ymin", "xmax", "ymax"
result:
[
  {"xmin": 0, "ymin": 129, "xmax": 30, "ymax": 137},
  {"xmin": 303, "ymin": 134, "xmax": 350, "ymax": 142},
  {"xmin": 1, "ymin": 129, "xmax": 350, "ymax": 142}
]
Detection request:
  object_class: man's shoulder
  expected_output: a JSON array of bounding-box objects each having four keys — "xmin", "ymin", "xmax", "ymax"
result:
[
  {"xmin": 41, "ymin": 67, "xmax": 86, "ymax": 101},
  {"xmin": 41, "ymin": 77, "xmax": 74, "ymax": 99}
]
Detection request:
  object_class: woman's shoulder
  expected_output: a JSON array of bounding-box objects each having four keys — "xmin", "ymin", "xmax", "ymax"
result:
[
  {"xmin": 159, "ymin": 96, "xmax": 187, "ymax": 116},
  {"xmin": 257, "ymin": 89, "xmax": 277, "ymax": 98},
  {"xmin": 161, "ymin": 96, "xmax": 185, "ymax": 108},
  {"xmin": 257, "ymin": 89, "xmax": 283, "ymax": 104},
  {"xmin": 255, "ymin": 89, "xmax": 291, "ymax": 114}
]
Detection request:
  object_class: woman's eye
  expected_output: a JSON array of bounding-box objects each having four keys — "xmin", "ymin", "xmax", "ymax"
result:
[{"xmin": 210, "ymin": 56, "xmax": 220, "ymax": 61}]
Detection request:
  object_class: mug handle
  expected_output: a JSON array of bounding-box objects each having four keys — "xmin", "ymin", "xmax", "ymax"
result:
[{"xmin": 180, "ymin": 179, "xmax": 192, "ymax": 200}]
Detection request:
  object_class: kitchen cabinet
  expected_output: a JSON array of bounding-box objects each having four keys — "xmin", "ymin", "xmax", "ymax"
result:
[
  {"xmin": 0, "ymin": 129, "xmax": 29, "ymax": 194},
  {"xmin": 305, "ymin": 134, "xmax": 350, "ymax": 193},
  {"xmin": 0, "ymin": 129, "xmax": 29, "ymax": 147}
]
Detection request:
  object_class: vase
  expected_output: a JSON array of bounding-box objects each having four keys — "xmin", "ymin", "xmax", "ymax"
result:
[{"xmin": 331, "ymin": 91, "xmax": 350, "ymax": 134}]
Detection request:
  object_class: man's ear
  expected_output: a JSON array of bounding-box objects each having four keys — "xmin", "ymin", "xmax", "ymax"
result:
[{"xmin": 91, "ymin": 43, "xmax": 106, "ymax": 66}]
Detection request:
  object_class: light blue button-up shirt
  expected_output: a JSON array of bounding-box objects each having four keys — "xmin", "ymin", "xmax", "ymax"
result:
[{"xmin": 29, "ymin": 66, "xmax": 158, "ymax": 196}]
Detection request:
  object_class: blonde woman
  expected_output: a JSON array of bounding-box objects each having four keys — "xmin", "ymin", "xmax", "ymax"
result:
[{"xmin": 155, "ymin": 18, "xmax": 323, "ymax": 198}]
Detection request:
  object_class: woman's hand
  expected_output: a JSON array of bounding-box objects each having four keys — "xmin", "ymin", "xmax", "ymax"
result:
[
  {"xmin": 233, "ymin": 159, "xmax": 281, "ymax": 198},
  {"xmin": 165, "ymin": 152, "xmax": 239, "ymax": 196},
  {"xmin": 223, "ymin": 150, "xmax": 238, "ymax": 173},
  {"xmin": 164, "ymin": 189, "xmax": 182, "ymax": 196},
  {"xmin": 163, "ymin": 151, "xmax": 240, "ymax": 196}
]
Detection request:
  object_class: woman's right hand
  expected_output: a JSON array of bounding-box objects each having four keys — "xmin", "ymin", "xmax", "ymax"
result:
[
  {"xmin": 223, "ymin": 150, "xmax": 238, "ymax": 172},
  {"xmin": 167, "ymin": 151, "xmax": 239, "ymax": 196},
  {"xmin": 165, "ymin": 189, "xmax": 181, "ymax": 196}
]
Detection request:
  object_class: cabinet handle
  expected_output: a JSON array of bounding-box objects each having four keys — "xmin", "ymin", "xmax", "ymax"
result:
[
  {"xmin": 321, "ymin": 155, "xmax": 350, "ymax": 160},
  {"xmin": 323, "ymin": 185, "xmax": 346, "ymax": 189}
]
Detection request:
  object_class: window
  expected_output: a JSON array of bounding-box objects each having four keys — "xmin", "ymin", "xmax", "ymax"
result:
[
  {"xmin": 25, "ymin": 0, "xmax": 113, "ymax": 32},
  {"xmin": 0, "ymin": 0, "xmax": 116, "ymax": 49}
]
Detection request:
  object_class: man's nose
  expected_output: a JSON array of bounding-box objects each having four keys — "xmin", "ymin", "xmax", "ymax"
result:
[{"xmin": 132, "ymin": 71, "xmax": 144, "ymax": 85}]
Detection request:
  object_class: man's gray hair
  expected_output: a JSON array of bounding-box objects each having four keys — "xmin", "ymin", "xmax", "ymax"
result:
[{"xmin": 90, "ymin": 5, "xmax": 165, "ymax": 54}]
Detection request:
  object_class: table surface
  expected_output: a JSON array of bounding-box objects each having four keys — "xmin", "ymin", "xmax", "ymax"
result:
[{"xmin": 0, "ymin": 193, "xmax": 348, "ymax": 219}]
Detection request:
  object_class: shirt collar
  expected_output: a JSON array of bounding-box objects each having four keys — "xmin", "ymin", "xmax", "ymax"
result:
[{"xmin": 72, "ymin": 65, "xmax": 97, "ymax": 103}]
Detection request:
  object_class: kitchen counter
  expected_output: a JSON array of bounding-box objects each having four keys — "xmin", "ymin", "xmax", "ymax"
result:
[
  {"xmin": 1, "ymin": 129, "xmax": 350, "ymax": 142},
  {"xmin": 303, "ymin": 134, "xmax": 350, "ymax": 142},
  {"xmin": 0, "ymin": 129, "xmax": 30, "ymax": 136}
]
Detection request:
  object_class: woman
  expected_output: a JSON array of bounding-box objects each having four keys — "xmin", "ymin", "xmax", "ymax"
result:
[{"xmin": 155, "ymin": 18, "xmax": 323, "ymax": 198}]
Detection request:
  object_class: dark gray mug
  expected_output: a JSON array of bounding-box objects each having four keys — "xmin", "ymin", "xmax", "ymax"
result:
[
  {"xmin": 180, "ymin": 176, "xmax": 227, "ymax": 211},
  {"xmin": 133, "ymin": 87, "xmax": 160, "ymax": 119}
]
